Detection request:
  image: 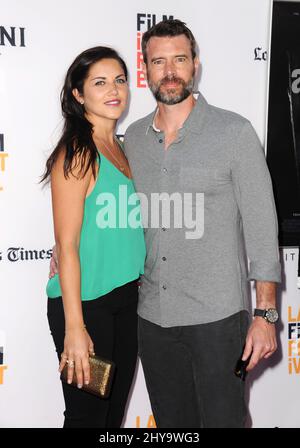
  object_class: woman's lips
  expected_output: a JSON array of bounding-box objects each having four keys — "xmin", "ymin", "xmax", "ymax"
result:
[{"xmin": 104, "ymin": 99, "xmax": 121, "ymax": 106}]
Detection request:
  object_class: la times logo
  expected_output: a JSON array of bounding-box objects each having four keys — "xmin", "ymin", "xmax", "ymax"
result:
[
  {"xmin": 254, "ymin": 47, "xmax": 267, "ymax": 61},
  {"xmin": 0, "ymin": 247, "xmax": 53, "ymax": 262},
  {"xmin": 136, "ymin": 13, "xmax": 174, "ymax": 88}
]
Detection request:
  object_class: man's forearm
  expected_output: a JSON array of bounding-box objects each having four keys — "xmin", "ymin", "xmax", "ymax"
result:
[{"xmin": 255, "ymin": 281, "xmax": 277, "ymax": 308}]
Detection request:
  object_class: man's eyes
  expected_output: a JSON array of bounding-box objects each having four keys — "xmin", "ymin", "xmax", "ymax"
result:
[{"xmin": 152, "ymin": 57, "xmax": 187, "ymax": 65}]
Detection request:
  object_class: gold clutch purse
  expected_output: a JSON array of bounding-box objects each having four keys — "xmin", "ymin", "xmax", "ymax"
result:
[{"xmin": 60, "ymin": 354, "xmax": 115, "ymax": 398}]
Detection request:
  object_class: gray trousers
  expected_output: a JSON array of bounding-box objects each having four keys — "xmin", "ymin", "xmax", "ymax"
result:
[{"xmin": 138, "ymin": 310, "xmax": 249, "ymax": 428}]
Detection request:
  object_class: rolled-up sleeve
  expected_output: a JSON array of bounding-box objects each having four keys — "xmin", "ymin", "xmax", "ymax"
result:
[{"xmin": 231, "ymin": 120, "xmax": 281, "ymax": 283}]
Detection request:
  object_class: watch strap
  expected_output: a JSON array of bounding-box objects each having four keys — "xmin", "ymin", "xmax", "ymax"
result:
[{"xmin": 254, "ymin": 308, "xmax": 266, "ymax": 318}]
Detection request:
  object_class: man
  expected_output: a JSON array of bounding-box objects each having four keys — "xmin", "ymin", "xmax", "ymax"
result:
[
  {"xmin": 123, "ymin": 19, "xmax": 280, "ymax": 428},
  {"xmin": 50, "ymin": 19, "xmax": 281, "ymax": 428}
]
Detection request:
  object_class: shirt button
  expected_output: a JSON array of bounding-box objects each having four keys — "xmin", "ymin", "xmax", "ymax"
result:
[
  {"xmin": 163, "ymin": 168, "xmax": 168, "ymax": 173},
  {"xmin": 162, "ymin": 256, "xmax": 167, "ymax": 261},
  {"xmin": 162, "ymin": 285, "xmax": 167, "ymax": 290},
  {"xmin": 159, "ymin": 139, "xmax": 163, "ymax": 143}
]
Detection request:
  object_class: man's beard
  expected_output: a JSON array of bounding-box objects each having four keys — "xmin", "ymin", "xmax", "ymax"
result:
[{"xmin": 148, "ymin": 73, "xmax": 194, "ymax": 105}]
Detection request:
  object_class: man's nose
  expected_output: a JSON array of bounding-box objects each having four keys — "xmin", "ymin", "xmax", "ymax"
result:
[{"xmin": 164, "ymin": 60, "xmax": 176, "ymax": 76}]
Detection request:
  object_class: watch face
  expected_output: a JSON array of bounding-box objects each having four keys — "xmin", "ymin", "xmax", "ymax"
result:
[{"xmin": 266, "ymin": 308, "xmax": 279, "ymax": 323}]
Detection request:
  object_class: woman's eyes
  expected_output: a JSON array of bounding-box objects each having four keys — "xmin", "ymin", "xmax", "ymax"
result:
[{"xmin": 95, "ymin": 78, "xmax": 126, "ymax": 86}]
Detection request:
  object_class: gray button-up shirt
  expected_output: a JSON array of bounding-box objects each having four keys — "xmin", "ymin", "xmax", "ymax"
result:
[{"xmin": 124, "ymin": 92, "xmax": 281, "ymax": 327}]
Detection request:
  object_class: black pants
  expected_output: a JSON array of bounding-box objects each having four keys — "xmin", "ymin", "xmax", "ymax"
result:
[
  {"xmin": 47, "ymin": 280, "xmax": 138, "ymax": 428},
  {"xmin": 138, "ymin": 311, "xmax": 249, "ymax": 428}
]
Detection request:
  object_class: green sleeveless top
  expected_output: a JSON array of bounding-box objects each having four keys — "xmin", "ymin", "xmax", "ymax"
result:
[{"xmin": 46, "ymin": 151, "xmax": 146, "ymax": 301}]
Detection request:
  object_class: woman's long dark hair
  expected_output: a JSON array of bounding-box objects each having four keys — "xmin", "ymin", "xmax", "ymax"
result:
[{"xmin": 41, "ymin": 46, "xmax": 128, "ymax": 182}]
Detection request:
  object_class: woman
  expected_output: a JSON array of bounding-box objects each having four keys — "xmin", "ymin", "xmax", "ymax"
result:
[{"xmin": 42, "ymin": 47, "xmax": 146, "ymax": 428}]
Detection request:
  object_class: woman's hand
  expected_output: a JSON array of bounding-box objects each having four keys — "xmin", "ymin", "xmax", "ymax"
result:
[{"xmin": 59, "ymin": 327, "xmax": 95, "ymax": 388}]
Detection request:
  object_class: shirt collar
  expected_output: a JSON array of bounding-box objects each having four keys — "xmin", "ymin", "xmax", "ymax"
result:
[{"xmin": 146, "ymin": 91, "xmax": 208, "ymax": 136}]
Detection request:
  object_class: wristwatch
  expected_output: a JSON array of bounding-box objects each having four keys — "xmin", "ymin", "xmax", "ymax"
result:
[{"xmin": 254, "ymin": 308, "xmax": 279, "ymax": 324}]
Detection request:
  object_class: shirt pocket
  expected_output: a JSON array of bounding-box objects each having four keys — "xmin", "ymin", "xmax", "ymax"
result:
[{"xmin": 179, "ymin": 166, "xmax": 231, "ymax": 192}]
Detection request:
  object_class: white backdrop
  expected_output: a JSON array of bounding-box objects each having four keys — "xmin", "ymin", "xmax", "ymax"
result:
[{"xmin": 0, "ymin": 0, "xmax": 299, "ymax": 428}]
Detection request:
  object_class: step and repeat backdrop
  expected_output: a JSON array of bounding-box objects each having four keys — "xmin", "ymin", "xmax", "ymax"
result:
[{"xmin": 0, "ymin": 0, "xmax": 299, "ymax": 428}]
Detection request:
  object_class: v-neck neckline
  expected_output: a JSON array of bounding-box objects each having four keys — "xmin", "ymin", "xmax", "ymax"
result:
[{"xmin": 98, "ymin": 151, "xmax": 132, "ymax": 181}]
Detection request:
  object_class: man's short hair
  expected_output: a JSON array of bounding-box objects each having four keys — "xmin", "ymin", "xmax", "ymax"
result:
[{"xmin": 142, "ymin": 19, "xmax": 197, "ymax": 65}]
